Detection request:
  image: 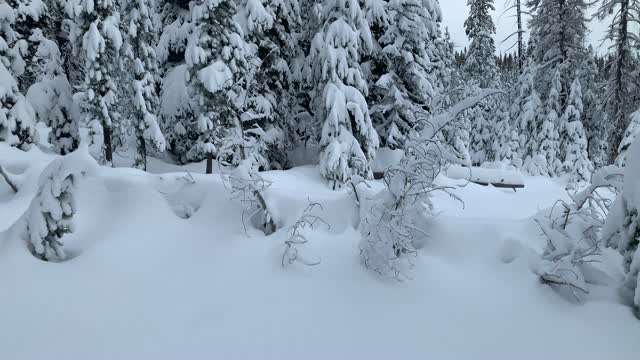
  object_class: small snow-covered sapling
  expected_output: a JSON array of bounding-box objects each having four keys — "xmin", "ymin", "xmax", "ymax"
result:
[{"xmin": 22, "ymin": 150, "xmax": 97, "ymax": 261}]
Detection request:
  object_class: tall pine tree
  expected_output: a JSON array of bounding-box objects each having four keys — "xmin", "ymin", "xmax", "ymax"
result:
[
  {"xmin": 124, "ymin": 0, "xmax": 166, "ymax": 170},
  {"xmin": 309, "ymin": 0, "xmax": 379, "ymax": 188},
  {"xmin": 186, "ymin": 0, "xmax": 249, "ymax": 174},
  {"xmin": 71, "ymin": 0, "xmax": 124, "ymax": 165}
]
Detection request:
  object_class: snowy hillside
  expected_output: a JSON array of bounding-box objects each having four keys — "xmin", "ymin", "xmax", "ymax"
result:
[{"xmin": 1, "ymin": 144, "xmax": 639, "ymax": 359}]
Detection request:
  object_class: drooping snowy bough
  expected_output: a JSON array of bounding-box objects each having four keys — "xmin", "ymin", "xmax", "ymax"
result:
[{"xmin": 19, "ymin": 148, "xmax": 97, "ymax": 262}]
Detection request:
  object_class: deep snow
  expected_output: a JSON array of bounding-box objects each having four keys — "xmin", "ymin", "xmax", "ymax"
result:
[{"xmin": 1, "ymin": 144, "xmax": 639, "ymax": 360}]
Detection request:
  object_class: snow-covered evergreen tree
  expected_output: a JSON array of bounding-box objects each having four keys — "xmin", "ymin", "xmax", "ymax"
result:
[
  {"xmin": 9, "ymin": 0, "xmax": 47, "ymax": 92},
  {"xmin": 596, "ymin": 0, "xmax": 640, "ymax": 162},
  {"xmin": 517, "ymin": 63, "xmax": 544, "ymax": 174},
  {"xmin": 0, "ymin": 66, "xmax": 36, "ymax": 150},
  {"xmin": 185, "ymin": 0, "xmax": 249, "ymax": 173},
  {"xmin": 527, "ymin": 0, "xmax": 589, "ymax": 105},
  {"xmin": 157, "ymin": 0, "xmax": 193, "ymax": 71},
  {"xmin": 468, "ymin": 97, "xmax": 492, "ymax": 165},
  {"xmin": 0, "ymin": 1, "xmax": 20, "ymax": 146},
  {"xmin": 159, "ymin": 64, "xmax": 198, "ymax": 163},
  {"xmin": 0, "ymin": 1, "xmax": 20, "ymax": 75},
  {"xmin": 366, "ymin": 0, "xmax": 395, "ymax": 148},
  {"xmin": 616, "ymin": 108, "xmax": 640, "ymax": 167},
  {"xmin": 25, "ymin": 28, "xmax": 79, "ymax": 155},
  {"xmin": 493, "ymin": 102, "xmax": 520, "ymax": 166},
  {"xmin": 537, "ymin": 68, "xmax": 561, "ymax": 175},
  {"xmin": 561, "ymin": 78, "xmax": 592, "ymax": 182},
  {"xmin": 156, "ymin": 0, "xmax": 195, "ymax": 158},
  {"xmin": 0, "ymin": 0, "xmax": 37, "ymax": 150},
  {"xmin": 370, "ymin": 0, "xmax": 441, "ymax": 150},
  {"xmin": 603, "ymin": 137, "xmax": 640, "ymax": 315},
  {"xmin": 309, "ymin": 0, "xmax": 379, "ymax": 188},
  {"xmin": 71, "ymin": 0, "xmax": 124, "ymax": 165},
  {"xmin": 236, "ymin": 0, "xmax": 300, "ymax": 169},
  {"xmin": 463, "ymin": 0, "xmax": 497, "ymax": 88},
  {"xmin": 580, "ymin": 47, "xmax": 606, "ymax": 168},
  {"xmin": 124, "ymin": 0, "xmax": 166, "ymax": 170},
  {"xmin": 463, "ymin": 0, "xmax": 500, "ymax": 166}
]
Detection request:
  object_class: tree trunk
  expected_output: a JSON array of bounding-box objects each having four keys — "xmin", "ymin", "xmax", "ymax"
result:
[
  {"xmin": 516, "ymin": 0, "xmax": 524, "ymax": 71},
  {"xmin": 104, "ymin": 124, "xmax": 113, "ymax": 166},
  {"xmin": 206, "ymin": 152, "xmax": 213, "ymax": 174},
  {"xmin": 138, "ymin": 135, "xmax": 147, "ymax": 171},
  {"xmin": 609, "ymin": 0, "xmax": 630, "ymax": 162}
]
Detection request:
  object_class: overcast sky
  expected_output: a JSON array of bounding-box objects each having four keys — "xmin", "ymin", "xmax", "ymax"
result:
[{"xmin": 438, "ymin": 0, "xmax": 611, "ymax": 55}]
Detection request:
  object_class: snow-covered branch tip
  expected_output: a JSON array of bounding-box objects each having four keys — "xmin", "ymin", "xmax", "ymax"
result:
[
  {"xmin": 0, "ymin": 164, "xmax": 18, "ymax": 193},
  {"xmin": 282, "ymin": 202, "xmax": 328, "ymax": 268},
  {"xmin": 420, "ymin": 89, "xmax": 505, "ymax": 140}
]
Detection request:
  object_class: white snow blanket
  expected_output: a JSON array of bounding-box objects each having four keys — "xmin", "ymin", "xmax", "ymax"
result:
[
  {"xmin": 2, "ymin": 144, "xmax": 640, "ymax": 360},
  {"xmin": 446, "ymin": 165, "xmax": 525, "ymax": 187},
  {"xmin": 371, "ymin": 147, "xmax": 404, "ymax": 174}
]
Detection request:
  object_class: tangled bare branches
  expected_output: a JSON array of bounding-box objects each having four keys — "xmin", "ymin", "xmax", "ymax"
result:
[
  {"xmin": 357, "ymin": 139, "xmax": 461, "ymax": 280},
  {"xmin": 224, "ymin": 160, "xmax": 277, "ymax": 235},
  {"xmin": 282, "ymin": 202, "xmax": 328, "ymax": 268}
]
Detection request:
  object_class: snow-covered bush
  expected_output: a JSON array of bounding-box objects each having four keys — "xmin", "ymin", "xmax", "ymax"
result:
[
  {"xmin": 21, "ymin": 147, "xmax": 98, "ymax": 261},
  {"xmin": 602, "ymin": 138, "xmax": 640, "ymax": 315},
  {"xmin": 536, "ymin": 165, "xmax": 623, "ymax": 302}
]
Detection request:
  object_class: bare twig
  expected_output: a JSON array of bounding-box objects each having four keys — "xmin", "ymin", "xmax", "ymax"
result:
[
  {"xmin": 0, "ymin": 164, "xmax": 17, "ymax": 193},
  {"xmin": 282, "ymin": 202, "xmax": 328, "ymax": 268}
]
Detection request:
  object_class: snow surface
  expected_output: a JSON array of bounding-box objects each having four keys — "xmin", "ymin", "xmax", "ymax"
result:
[{"xmin": 1, "ymin": 143, "xmax": 639, "ymax": 359}]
